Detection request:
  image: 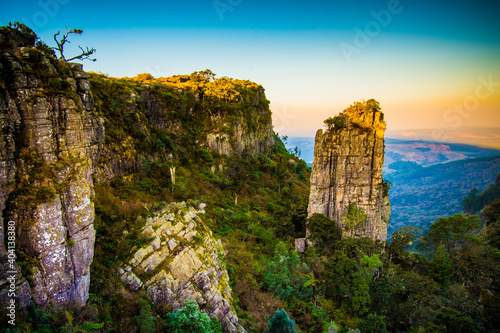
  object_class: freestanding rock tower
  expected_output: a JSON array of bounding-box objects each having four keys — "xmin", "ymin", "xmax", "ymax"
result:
[{"xmin": 307, "ymin": 99, "xmax": 390, "ymax": 241}]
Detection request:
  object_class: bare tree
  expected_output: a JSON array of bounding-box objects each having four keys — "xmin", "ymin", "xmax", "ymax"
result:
[{"xmin": 52, "ymin": 27, "xmax": 96, "ymax": 62}]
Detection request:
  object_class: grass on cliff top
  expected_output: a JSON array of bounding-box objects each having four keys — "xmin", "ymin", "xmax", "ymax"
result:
[
  {"xmin": 324, "ymin": 99, "xmax": 385, "ymax": 131},
  {"xmin": 90, "ymin": 70, "xmax": 271, "ymax": 132}
]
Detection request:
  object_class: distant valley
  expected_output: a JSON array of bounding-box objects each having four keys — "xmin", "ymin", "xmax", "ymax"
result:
[
  {"xmin": 286, "ymin": 136, "xmax": 500, "ymax": 235},
  {"xmin": 286, "ymin": 136, "xmax": 500, "ymax": 167},
  {"xmin": 385, "ymin": 155, "xmax": 500, "ymax": 235}
]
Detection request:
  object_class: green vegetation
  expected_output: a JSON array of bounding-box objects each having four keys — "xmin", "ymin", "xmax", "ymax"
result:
[
  {"xmin": 84, "ymin": 61, "xmax": 312, "ymax": 332},
  {"xmin": 307, "ymin": 213, "xmax": 341, "ymax": 250},
  {"xmin": 386, "ymin": 156, "xmax": 500, "ymax": 234},
  {"xmin": 344, "ymin": 203, "xmax": 367, "ymax": 231},
  {"xmin": 0, "ymin": 23, "xmax": 82, "ymax": 104},
  {"xmin": 2, "ymin": 23, "xmax": 500, "ymax": 333},
  {"xmin": 324, "ymin": 99, "xmax": 383, "ymax": 131},
  {"xmin": 324, "ymin": 115, "xmax": 347, "ymax": 129},
  {"xmin": 263, "ymin": 242, "xmax": 312, "ymax": 303},
  {"xmin": 462, "ymin": 173, "xmax": 500, "ymax": 214},
  {"xmin": 164, "ymin": 301, "xmax": 221, "ymax": 333},
  {"xmin": 266, "ymin": 309, "xmax": 298, "ymax": 333}
]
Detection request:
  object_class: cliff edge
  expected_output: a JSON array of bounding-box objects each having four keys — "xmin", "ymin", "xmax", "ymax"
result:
[
  {"xmin": 0, "ymin": 23, "xmax": 274, "ymax": 332},
  {"xmin": 0, "ymin": 24, "xmax": 103, "ymax": 307}
]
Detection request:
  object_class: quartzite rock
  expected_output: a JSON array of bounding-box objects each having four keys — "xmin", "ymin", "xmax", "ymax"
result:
[
  {"xmin": 307, "ymin": 100, "xmax": 390, "ymax": 241},
  {"xmin": 0, "ymin": 27, "xmax": 103, "ymax": 308},
  {"xmin": 120, "ymin": 202, "xmax": 245, "ymax": 333}
]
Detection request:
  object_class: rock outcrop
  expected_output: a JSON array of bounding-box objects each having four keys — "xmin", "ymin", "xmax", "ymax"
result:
[
  {"xmin": 0, "ymin": 26, "xmax": 103, "ymax": 307},
  {"xmin": 90, "ymin": 74, "xmax": 275, "ymax": 181},
  {"xmin": 307, "ymin": 99, "xmax": 390, "ymax": 241},
  {"xmin": 120, "ymin": 202, "xmax": 244, "ymax": 333},
  {"xmin": 206, "ymin": 117, "xmax": 274, "ymax": 157},
  {"xmin": 0, "ymin": 24, "xmax": 268, "ymax": 330}
]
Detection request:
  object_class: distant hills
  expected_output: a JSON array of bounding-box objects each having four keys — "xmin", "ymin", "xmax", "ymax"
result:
[
  {"xmin": 387, "ymin": 127, "xmax": 500, "ymax": 150},
  {"xmin": 385, "ymin": 155, "xmax": 500, "ymax": 235},
  {"xmin": 286, "ymin": 137, "xmax": 500, "ymax": 167},
  {"xmin": 384, "ymin": 138, "xmax": 500, "ymax": 169},
  {"xmin": 286, "ymin": 136, "xmax": 500, "ymax": 236}
]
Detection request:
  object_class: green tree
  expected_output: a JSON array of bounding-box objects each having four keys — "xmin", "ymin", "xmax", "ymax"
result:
[
  {"xmin": 324, "ymin": 115, "xmax": 347, "ymax": 129},
  {"xmin": 62, "ymin": 310, "xmax": 104, "ymax": 333},
  {"xmin": 344, "ymin": 203, "xmax": 367, "ymax": 232},
  {"xmin": 307, "ymin": 213, "xmax": 340, "ymax": 251},
  {"xmin": 266, "ymin": 309, "xmax": 298, "ymax": 333},
  {"xmin": 428, "ymin": 244, "xmax": 453, "ymax": 284},
  {"xmin": 164, "ymin": 300, "xmax": 221, "ymax": 333},
  {"xmin": 383, "ymin": 269, "xmax": 440, "ymax": 331},
  {"xmin": 303, "ymin": 272, "xmax": 322, "ymax": 306},
  {"xmin": 389, "ymin": 225, "xmax": 419, "ymax": 266},
  {"xmin": 430, "ymin": 307, "xmax": 479, "ymax": 333},
  {"xmin": 134, "ymin": 299, "xmax": 155, "ymax": 333},
  {"xmin": 264, "ymin": 242, "xmax": 312, "ymax": 303},
  {"xmin": 418, "ymin": 214, "xmax": 481, "ymax": 255},
  {"xmin": 325, "ymin": 249, "xmax": 371, "ymax": 315},
  {"xmin": 483, "ymin": 198, "xmax": 500, "ymax": 226},
  {"xmin": 462, "ymin": 175, "xmax": 500, "ymax": 215},
  {"xmin": 462, "ymin": 187, "xmax": 480, "ymax": 214},
  {"xmin": 483, "ymin": 199, "xmax": 500, "ymax": 249},
  {"xmin": 358, "ymin": 313, "xmax": 389, "ymax": 333}
]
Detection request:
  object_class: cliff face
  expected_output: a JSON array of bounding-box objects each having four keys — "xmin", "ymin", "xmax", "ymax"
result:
[
  {"xmin": 120, "ymin": 202, "xmax": 244, "ymax": 333},
  {"xmin": 90, "ymin": 73, "xmax": 274, "ymax": 181},
  {"xmin": 0, "ymin": 25, "xmax": 274, "ymax": 331},
  {"xmin": 307, "ymin": 100, "xmax": 390, "ymax": 241},
  {"xmin": 0, "ymin": 27, "xmax": 103, "ymax": 307}
]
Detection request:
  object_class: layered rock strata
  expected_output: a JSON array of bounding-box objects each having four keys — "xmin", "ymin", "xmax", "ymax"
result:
[
  {"xmin": 92, "ymin": 77, "xmax": 275, "ymax": 181},
  {"xmin": 307, "ymin": 100, "xmax": 390, "ymax": 241},
  {"xmin": 0, "ymin": 27, "xmax": 103, "ymax": 307},
  {"xmin": 120, "ymin": 202, "xmax": 244, "ymax": 333}
]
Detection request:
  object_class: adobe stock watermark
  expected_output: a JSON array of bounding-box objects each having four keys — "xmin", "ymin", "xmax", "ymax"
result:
[
  {"xmin": 22, "ymin": 0, "xmax": 70, "ymax": 30},
  {"xmin": 213, "ymin": 0, "xmax": 243, "ymax": 21},
  {"xmin": 340, "ymin": 0, "xmax": 410, "ymax": 63},
  {"xmin": 272, "ymin": 106, "xmax": 297, "ymax": 135},
  {"xmin": 432, "ymin": 74, "xmax": 500, "ymax": 142},
  {"xmin": 5, "ymin": 220, "xmax": 17, "ymax": 326},
  {"xmin": 144, "ymin": 64, "xmax": 170, "ymax": 78}
]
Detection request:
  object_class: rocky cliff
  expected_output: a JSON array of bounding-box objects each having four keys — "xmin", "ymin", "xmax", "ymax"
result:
[
  {"xmin": 307, "ymin": 99, "xmax": 390, "ymax": 241},
  {"xmin": 0, "ymin": 25, "xmax": 103, "ymax": 308},
  {"xmin": 120, "ymin": 202, "xmax": 244, "ymax": 333},
  {"xmin": 89, "ymin": 72, "xmax": 274, "ymax": 181},
  {"xmin": 0, "ymin": 24, "xmax": 275, "ymax": 331}
]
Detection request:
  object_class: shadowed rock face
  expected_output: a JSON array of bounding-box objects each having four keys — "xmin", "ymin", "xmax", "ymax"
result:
[
  {"xmin": 307, "ymin": 100, "xmax": 390, "ymax": 241},
  {"xmin": 0, "ymin": 27, "xmax": 104, "ymax": 307}
]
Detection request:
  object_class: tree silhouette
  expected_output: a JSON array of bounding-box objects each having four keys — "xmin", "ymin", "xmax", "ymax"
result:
[{"xmin": 52, "ymin": 27, "xmax": 96, "ymax": 62}]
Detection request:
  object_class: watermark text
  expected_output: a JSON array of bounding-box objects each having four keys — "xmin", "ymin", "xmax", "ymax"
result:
[
  {"xmin": 6, "ymin": 220, "xmax": 17, "ymax": 326},
  {"xmin": 213, "ymin": 0, "xmax": 243, "ymax": 21},
  {"xmin": 22, "ymin": 0, "xmax": 70, "ymax": 29}
]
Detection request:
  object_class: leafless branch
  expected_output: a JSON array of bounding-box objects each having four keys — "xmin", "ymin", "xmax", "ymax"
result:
[{"xmin": 52, "ymin": 27, "xmax": 96, "ymax": 62}]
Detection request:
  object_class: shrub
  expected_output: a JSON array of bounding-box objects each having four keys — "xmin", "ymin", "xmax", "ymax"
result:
[
  {"xmin": 263, "ymin": 242, "xmax": 312, "ymax": 303},
  {"xmin": 266, "ymin": 309, "xmax": 298, "ymax": 333},
  {"xmin": 324, "ymin": 115, "xmax": 347, "ymax": 129},
  {"xmin": 344, "ymin": 203, "xmax": 367, "ymax": 230},
  {"xmin": 164, "ymin": 300, "xmax": 221, "ymax": 333},
  {"xmin": 307, "ymin": 213, "xmax": 340, "ymax": 250},
  {"xmin": 134, "ymin": 299, "xmax": 155, "ymax": 333}
]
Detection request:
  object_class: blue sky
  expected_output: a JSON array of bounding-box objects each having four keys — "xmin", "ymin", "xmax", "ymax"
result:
[{"xmin": 2, "ymin": 0, "xmax": 500, "ymax": 137}]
